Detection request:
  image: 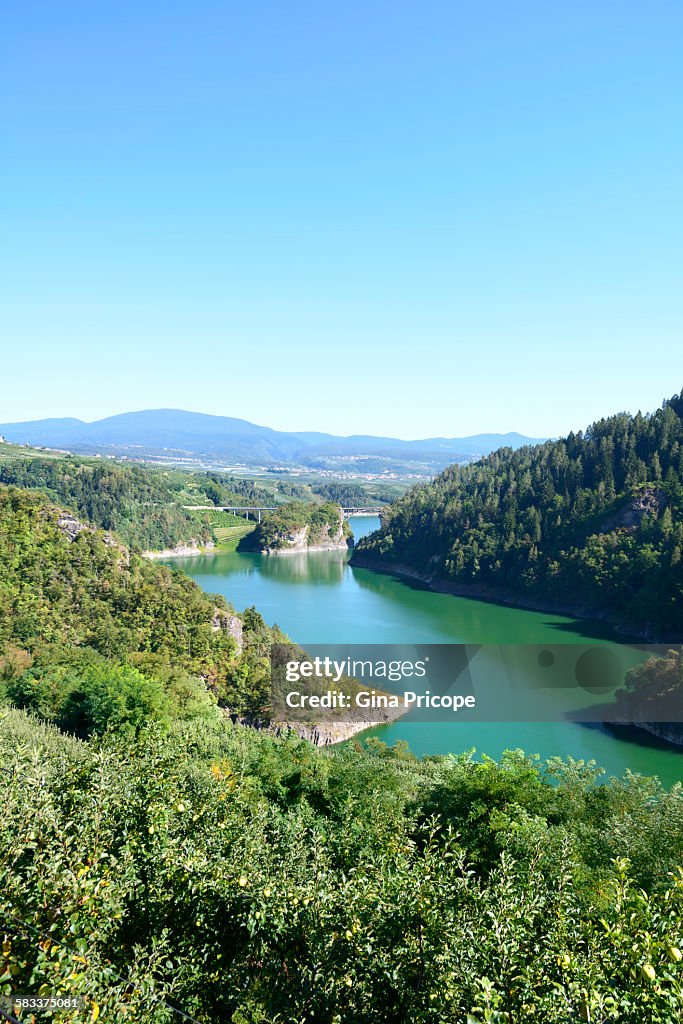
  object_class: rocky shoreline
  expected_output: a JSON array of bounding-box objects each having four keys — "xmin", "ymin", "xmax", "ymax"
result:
[
  {"xmin": 262, "ymin": 540, "xmax": 351, "ymax": 555},
  {"xmin": 273, "ymin": 715, "xmax": 395, "ymax": 746},
  {"xmin": 232, "ymin": 703, "xmax": 405, "ymax": 747},
  {"xmin": 256, "ymin": 510, "xmax": 352, "ymax": 555},
  {"xmin": 348, "ymin": 552, "xmax": 672, "ymax": 643},
  {"xmin": 232, "ymin": 688, "xmax": 408, "ymax": 747},
  {"xmin": 143, "ymin": 540, "xmax": 216, "ymax": 559}
]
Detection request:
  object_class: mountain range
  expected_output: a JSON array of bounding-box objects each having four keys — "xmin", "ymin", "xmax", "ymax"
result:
[{"xmin": 0, "ymin": 409, "xmax": 544, "ymax": 475}]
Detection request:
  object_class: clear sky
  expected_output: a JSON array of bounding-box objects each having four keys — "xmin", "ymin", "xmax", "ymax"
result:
[{"xmin": 2, "ymin": 1, "xmax": 681, "ymax": 439}]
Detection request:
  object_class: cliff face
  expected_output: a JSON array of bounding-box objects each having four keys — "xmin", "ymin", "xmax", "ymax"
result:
[
  {"xmin": 273, "ymin": 721, "xmax": 378, "ymax": 746},
  {"xmin": 240, "ymin": 502, "xmax": 352, "ymax": 555},
  {"xmin": 211, "ymin": 608, "xmax": 244, "ymax": 652},
  {"xmin": 632, "ymin": 722, "xmax": 683, "ymax": 747},
  {"xmin": 261, "ymin": 512, "xmax": 349, "ymax": 554},
  {"xmin": 598, "ymin": 487, "xmax": 667, "ymax": 532},
  {"xmin": 56, "ymin": 511, "xmax": 129, "ymax": 564}
]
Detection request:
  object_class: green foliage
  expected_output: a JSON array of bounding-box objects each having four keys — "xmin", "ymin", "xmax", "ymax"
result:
[
  {"xmin": 356, "ymin": 390, "xmax": 683, "ymax": 638},
  {"xmin": 197, "ymin": 472, "xmax": 304, "ymax": 508},
  {"xmin": 2, "ymin": 712, "xmax": 683, "ymax": 1022},
  {"xmin": 242, "ymin": 501, "xmax": 351, "ymax": 551},
  {"xmin": 192, "ymin": 509, "xmax": 249, "ymax": 529},
  {"xmin": 0, "ymin": 486, "xmax": 283, "ymax": 717},
  {"xmin": 310, "ymin": 479, "xmax": 407, "ymax": 505},
  {"xmin": 3, "ymin": 428, "xmax": 683, "ymax": 1021},
  {"xmin": 0, "ymin": 453, "xmax": 304, "ymax": 551},
  {"xmin": 312, "ymin": 482, "xmax": 369, "ymax": 505},
  {"xmin": 0, "ymin": 444, "xmax": 393, "ymax": 554},
  {"xmin": 189, "ymin": 509, "xmax": 256, "ymax": 550},
  {"xmin": 7, "ymin": 656, "xmax": 174, "ymax": 738},
  {"xmin": 0, "ymin": 455, "xmax": 209, "ymax": 551},
  {"xmin": 311, "ymin": 482, "xmax": 394, "ymax": 506},
  {"xmin": 614, "ymin": 648, "xmax": 683, "ymax": 734}
]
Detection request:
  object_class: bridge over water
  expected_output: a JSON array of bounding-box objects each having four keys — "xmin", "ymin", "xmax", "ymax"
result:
[{"xmin": 183, "ymin": 505, "xmax": 383, "ymax": 524}]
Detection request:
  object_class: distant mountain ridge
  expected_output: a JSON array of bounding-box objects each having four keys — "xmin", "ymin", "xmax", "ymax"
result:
[{"xmin": 0, "ymin": 409, "xmax": 544, "ymax": 474}]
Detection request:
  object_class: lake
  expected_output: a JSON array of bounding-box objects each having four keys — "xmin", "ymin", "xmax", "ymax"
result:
[{"xmin": 166, "ymin": 516, "xmax": 682, "ymax": 786}]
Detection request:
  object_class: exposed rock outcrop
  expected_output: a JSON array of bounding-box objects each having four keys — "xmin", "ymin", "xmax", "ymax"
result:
[
  {"xmin": 599, "ymin": 487, "xmax": 667, "ymax": 532},
  {"xmin": 605, "ymin": 720, "xmax": 683, "ymax": 750},
  {"xmin": 211, "ymin": 608, "xmax": 243, "ymax": 652},
  {"xmin": 261, "ymin": 512, "xmax": 350, "ymax": 555},
  {"xmin": 56, "ymin": 513, "xmax": 89, "ymax": 541},
  {"xmin": 56, "ymin": 511, "xmax": 129, "ymax": 563},
  {"xmin": 271, "ymin": 717, "xmax": 393, "ymax": 746},
  {"xmin": 143, "ymin": 540, "xmax": 215, "ymax": 559},
  {"xmin": 229, "ymin": 702, "xmax": 405, "ymax": 747}
]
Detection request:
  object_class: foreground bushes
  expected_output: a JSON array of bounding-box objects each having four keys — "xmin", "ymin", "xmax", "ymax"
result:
[{"xmin": 2, "ymin": 710, "xmax": 683, "ymax": 1022}]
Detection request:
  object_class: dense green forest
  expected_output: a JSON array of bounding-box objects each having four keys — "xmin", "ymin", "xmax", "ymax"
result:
[
  {"xmin": 0, "ymin": 450, "xmax": 309, "ymax": 551},
  {"xmin": 310, "ymin": 481, "xmax": 389, "ymax": 506},
  {"xmin": 354, "ymin": 391, "xmax": 683, "ymax": 639},
  {"xmin": 204, "ymin": 474, "xmax": 398, "ymax": 509},
  {"xmin": 0, "ymin": 452, "xmax": 211, "ymax": 551},
  {"xmin": 0, "ymin": 451, "xmax": 286, "ymax": 551},
  {"xmin": 197, "ymin": 472, "xmax": 303, "ymax": 509},
  {"xmin": 0, "ymin": 486, "xmax": 282, "ymax": 719},
  {"xmin": 311, "ymin": 481, "xmax": 368, "ymax": 505},
  {"xmin": 240, "ymin": 501, "xmax": 352, "ymax": 552}
]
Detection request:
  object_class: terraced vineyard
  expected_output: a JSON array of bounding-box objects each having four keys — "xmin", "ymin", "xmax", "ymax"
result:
[{"xmin": 190, "ymin": 508, "xmax": 256, "ymax": 548}]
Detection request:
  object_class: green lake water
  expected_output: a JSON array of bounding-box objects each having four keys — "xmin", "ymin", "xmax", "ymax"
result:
[{"xmin": 166, "ymin": 516, "xmax": 682, "ymax": 787}]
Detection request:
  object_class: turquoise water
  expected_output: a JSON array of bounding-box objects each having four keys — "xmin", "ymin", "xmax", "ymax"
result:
[{"xmin": 167, "ymin": 517, "xmax": 682, "ymax": 786}]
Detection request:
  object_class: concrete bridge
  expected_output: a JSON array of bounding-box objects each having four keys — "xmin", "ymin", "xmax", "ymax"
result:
[
  {"xmin": 341, "ymin": 507, "xmax": 384, "ymax": 518},
  {"xmin": 184, "ymin": 505, "xmax": 383, "ymax": 524}
]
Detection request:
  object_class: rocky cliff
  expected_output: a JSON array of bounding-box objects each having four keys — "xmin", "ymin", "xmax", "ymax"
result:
[
  {"xmin": 260, "ymin": 516, "xmax": 349, "ymax": 555},
  {"xmin": 239, "ymin": 501, "xmax": 352, "ymax": 555}
]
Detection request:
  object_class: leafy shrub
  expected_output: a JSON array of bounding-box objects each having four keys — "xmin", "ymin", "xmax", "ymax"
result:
[{"xmin": 2, "ymin": 710, "xmax": 683, "ymax": 1022}]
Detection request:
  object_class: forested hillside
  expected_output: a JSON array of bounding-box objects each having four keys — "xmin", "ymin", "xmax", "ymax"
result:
[
  {"xmin": 0, "ymin": 486, "xmax": 281, "ymax": 723},
  {"xmin": 353, "ymin": 391, "xmax": 683, "ymax": 639},
  {"xmin": 310, "ymin": 480, "xmax": 397, "ymax": 506},
  {"xmin": 0, "ymin": 450, "xmax": 297, "ymax": 550},
  {"xmin": 0, "ymin": 447, "xmax": 394, "ymax": 552}
]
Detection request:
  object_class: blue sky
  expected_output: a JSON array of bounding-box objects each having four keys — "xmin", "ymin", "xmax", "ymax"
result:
[{"xmin": 2, "ymin": 1, "xmax": 681, "ymax": 438}]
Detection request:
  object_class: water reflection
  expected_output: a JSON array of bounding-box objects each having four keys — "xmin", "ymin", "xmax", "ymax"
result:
[{"xmin": 258, "ymin": 549, "xmax": 347, "ymax": 585}]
